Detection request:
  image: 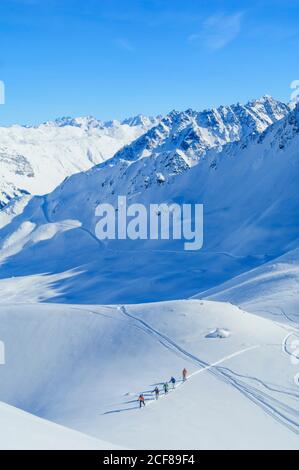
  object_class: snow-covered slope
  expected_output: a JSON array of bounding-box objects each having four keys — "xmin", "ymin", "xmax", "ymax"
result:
[
  {"xmin": 196, "ymin": 246, "xmax": 299, "ymax": 326},
  {"xmin": 0, "ymin": 300, "xmax": 298, "ymax": 449},
  {"xmin": 0, "ymin": 401, "xmax": 121, "ymax": 450},
  {"xmin": 0, "ymin": 114, "xmax": 157, "ymax": 206},
  {"xmin": 0, "ymin": 100, "xmax": 297, "ymax": 304}
]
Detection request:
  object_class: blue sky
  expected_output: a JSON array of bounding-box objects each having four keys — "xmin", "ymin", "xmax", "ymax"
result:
[{"xmin": 0, "ymin": 0, "xmax": 299, "ymax": 125}]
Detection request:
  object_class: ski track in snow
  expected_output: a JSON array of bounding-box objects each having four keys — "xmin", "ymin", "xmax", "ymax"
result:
[
  {"xmin": 277, "ymin": 307, "xmax": 299, "ymax": 326},
  {"xmin": 99, "ymin": 306, "xmax": 299, "ymax": 434},
  {"xmin": 41, "ymin": 197, "xmax": 107, "ymax": 249},
  {"xmin": 283, "ymin": 332, "xmax": 299, "ymax": 360}
]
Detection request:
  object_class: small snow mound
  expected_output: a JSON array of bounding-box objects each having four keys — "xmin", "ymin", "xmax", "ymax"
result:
[
  {"xmin": 206, "ymin": 328, "xmax": 231, "ymax": 339},
  {"xmin": 156, "ymin": 172, "xmax": 166, "ymax": 183}
]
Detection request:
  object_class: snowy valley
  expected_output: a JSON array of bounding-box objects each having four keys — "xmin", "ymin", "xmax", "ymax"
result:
[{"xmin": 0, "ymin": 96, "xmax": 299, "ymax": 449}]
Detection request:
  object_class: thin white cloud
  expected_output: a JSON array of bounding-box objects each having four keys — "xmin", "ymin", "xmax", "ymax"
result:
[
  {"xmin": 189, "ymin": 11, "xmax": 244, "ymax": 51},
  {"xmin": 115, "ymin": 38, "xmax": 135, "ymax": 52}
]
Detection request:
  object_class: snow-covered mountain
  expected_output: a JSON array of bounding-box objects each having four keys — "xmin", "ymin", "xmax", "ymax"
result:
[
  {"xmin": 0, "ymin": 114, "xmax": 158, "ymax": 207},
  {"xmin": 0, "ymin": 97, "xmax": 288, "ymax": 209},
  {"xmin": 1, "ymin": 97, "xmax": 299, "ymax": 449},
  {"xmin": 112, "ymin": 95, "xmax": 289, "ymax": 166},
  {"xmin": 0, "ymin": 98, "xmax": 297, "ymax": 304},
  {"xmin": 0, "ymin": 179, "xmax": 29, "ymax": 209},
  {"xmin": 99, "ymin": 96, "xmax": 289, "ymax": 194}
]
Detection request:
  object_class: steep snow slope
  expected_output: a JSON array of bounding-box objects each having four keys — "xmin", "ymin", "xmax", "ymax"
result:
[
  {"xmin": 0, "ymin": 300, "xmax": 298, "ymax": 449},
  {"xmin": 0, "ymin": 115, "xmax": 157, "ymax": 206},
  {"xmin": 0, "ymin": 401, "xmax": 120, "ymax": 450},
  {"xmin": 0, "ymin": 102, "xmax": 298, "ymax": 303}
]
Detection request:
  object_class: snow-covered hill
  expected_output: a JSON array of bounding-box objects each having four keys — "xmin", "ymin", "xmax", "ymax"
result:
[
  {"xmin": 196, "ymin": 246, "xmax": 299, "ymax": 326},
  {"xmin": 0, "ymin": 114, "xmax": 157, "ymax": 207},
  {"xmin": 0, "ymin": 401, "xmax": 121, "ymax": 450},
  {"xmin": 0, "ymin": 299, "xmax": 298, "ymax": 449}
]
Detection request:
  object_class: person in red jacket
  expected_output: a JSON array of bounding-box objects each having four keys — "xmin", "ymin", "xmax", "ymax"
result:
[
  {"xmin": 138, "ymin": 394, "xmax": 146, "ymax": 408},
  {"xmin": 182, "ymin": 368, "xmax": 188, "ymax": 382}
]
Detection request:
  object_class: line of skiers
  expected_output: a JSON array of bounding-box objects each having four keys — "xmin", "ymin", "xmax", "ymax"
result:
[{"xmin": 138, "ymin": 368, "xmax": 188, "ymax": 408}]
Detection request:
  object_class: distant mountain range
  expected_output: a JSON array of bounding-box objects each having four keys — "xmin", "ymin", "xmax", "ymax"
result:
[{"xmin": 0, "ymin": 114, "xmax": 158, "ymax": 207}]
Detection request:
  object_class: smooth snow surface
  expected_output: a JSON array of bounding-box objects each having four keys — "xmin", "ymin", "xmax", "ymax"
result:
[
  {"xmin": 0, "ymin": 401, "xmax": 121, "ymax": 450},
  {"xmin": 0, "ymin": 300, "xmax": 298, "ymax": 449},
  {"xmin": 197, "ymin": 246, "xmax": 299, "ymax": 326}
]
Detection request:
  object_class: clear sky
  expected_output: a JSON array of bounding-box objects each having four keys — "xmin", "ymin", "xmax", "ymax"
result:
[{"xmin": 0, "ymin": 0, "xmax": 299, "ymax": 125}]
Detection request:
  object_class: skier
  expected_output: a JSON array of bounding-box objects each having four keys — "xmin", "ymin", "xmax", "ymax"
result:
[
  {"xmin": 153, "ymin": 386, "xmax": 160, "ymax": 400},
  {"xmin": 182, "ymin": 368, "xmax": 188, "ymax": 382},
  {"xmin": 138, "ymin": 394, "xmax": 146, "ymax": 408},
  {"xmin": 170, "ymin": 376, "xmax": 176, "ymax": 389},
  {"xmin": 163, "ymin": 382, "xmax": 169, "ymax": 394}
]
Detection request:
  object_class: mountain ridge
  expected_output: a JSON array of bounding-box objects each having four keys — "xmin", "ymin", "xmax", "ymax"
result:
[{"xmin": 0, "ymin": 96, "xmax": 289, "ymax": 209}]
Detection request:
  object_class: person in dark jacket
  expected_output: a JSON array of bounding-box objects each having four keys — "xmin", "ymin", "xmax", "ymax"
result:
[{"xmin": 170, "ymin": 376, "xmax": 176, "ymax": 389}]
